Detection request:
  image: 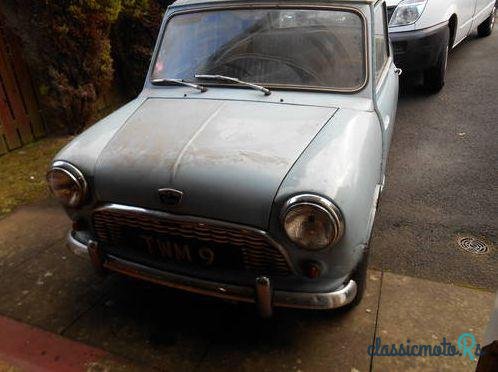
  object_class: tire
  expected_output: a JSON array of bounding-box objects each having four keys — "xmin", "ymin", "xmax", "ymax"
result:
[
  {"xmin": 423, "ymin": 28, "xmax": 449, "ymax": 93},
  {"xmin": 477, "ymin": 6, "xmax": 496, "ymax": 38}
]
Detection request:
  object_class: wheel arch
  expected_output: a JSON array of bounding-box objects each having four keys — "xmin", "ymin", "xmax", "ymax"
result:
[{"xmin": 448, "ymin": 14, "xmax": 458, "ymax": 48}]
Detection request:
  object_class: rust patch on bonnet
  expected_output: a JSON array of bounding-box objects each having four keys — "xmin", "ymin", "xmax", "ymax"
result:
[{"xmin": 181, "ymin": 149, "xmax": 289, "ymax": 168}]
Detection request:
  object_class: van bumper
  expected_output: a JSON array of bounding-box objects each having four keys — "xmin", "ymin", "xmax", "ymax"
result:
[{"xmin": 389, "ymin": 22, "xmax": 449, "ymax": 72}]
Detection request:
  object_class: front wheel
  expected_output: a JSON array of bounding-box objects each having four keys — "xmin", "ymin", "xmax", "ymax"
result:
[
  {"xmin": 477, "ymin": 6, "xmax": 496, "ymax": 37},
  {"xmin": 423, "ymin": 43, "xmax": 449, "ymax": 93}
]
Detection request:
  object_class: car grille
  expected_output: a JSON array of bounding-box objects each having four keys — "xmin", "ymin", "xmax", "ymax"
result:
[{"xmin": 92, "ymin": 207, "xmax": 292, "ymax": 276}]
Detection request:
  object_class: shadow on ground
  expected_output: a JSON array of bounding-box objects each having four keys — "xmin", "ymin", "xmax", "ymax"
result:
[
  {"xmin": 63, "ymin": 274, "xmax": 380, "ymax": 371},
  {"xmin": 0, "ymin": 199, "xmax": 381, "ymax": 371}
]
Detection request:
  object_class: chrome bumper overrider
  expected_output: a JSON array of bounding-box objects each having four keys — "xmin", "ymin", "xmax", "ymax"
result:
[{"xmin": 67, "ymin": 231, "xmax": 357, "ymax": 315}]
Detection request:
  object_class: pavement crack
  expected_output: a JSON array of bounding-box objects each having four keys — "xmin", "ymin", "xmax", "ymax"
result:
[
  {"xmin": 193, "ymin": 339, "xmax": 212, "ymax": 372},
  {"xmin": 59, "ymin": 290, "xmax": 109, "ymax": 336},
  {"xmin": 369, "ymin": 270, "xmax": 384, "ymax": 372}
]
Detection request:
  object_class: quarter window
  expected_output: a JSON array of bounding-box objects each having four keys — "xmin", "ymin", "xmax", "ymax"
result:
[{"xmin": 374, "ymin": 3, "xmax": 389, "ymax": 82}]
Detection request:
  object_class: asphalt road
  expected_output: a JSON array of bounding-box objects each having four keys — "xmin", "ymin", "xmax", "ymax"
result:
[{"xmin": 370, "ymin": 29, "xmax": 498, "ymax": 290}]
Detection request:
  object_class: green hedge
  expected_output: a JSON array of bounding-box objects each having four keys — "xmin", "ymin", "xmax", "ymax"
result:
[
  {"xmin": 112, "ymin": 1, "xmax": 169, "ymax": 97},
  {"xmin": 1, "ymin": 0, "xmax": 171, "ymax": 133}
]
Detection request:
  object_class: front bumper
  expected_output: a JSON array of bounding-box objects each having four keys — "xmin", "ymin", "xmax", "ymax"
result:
[
  {"xmin": 67, "ymin": 231, "xmax": 357, "ymax": 315},
  {"xmin": 389, "ymin": 22, "xmax": 449, "ymax": 72}
]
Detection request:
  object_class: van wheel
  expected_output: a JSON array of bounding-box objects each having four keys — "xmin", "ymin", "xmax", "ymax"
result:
[
  {"xmin": 423, "ymin": 41, "xmax": 449, "ymax": 93},
  {"xmin": 478, "ymin": 6, "xmax": 496, "ymax": 37}
]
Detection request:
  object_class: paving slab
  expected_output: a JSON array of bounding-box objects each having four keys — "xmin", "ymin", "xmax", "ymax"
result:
[
  {"xmin": 0, "ymin": 198, "xmax": 70, "ymax": 272},
  {"xmin": 63, "ymin": 275, "xmax": 217, "ymax": 372},
  {"xmin": 0, "ymin": 245, "xmax": 114, "ymax": 334},
  {"xmin": 372, "ymin": 272, "xmax": 495, "ymax": 371},
  {"xmin": 0, "ymin": 200, "xmax": 116, "ymax": 334}
]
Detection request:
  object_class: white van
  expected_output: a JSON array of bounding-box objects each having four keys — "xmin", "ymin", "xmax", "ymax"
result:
[{"xmin": 387, "ymin": 0, "xmax": 496, "ymax": 91}]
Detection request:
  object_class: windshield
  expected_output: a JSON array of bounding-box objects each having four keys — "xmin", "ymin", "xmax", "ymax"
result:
[{"xmin": 152, "ymin": 8, "xmax": 367, "ymax": 91}]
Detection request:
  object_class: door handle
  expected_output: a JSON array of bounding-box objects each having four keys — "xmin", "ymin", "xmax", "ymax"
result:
[{"xmin": 394, "ymin": 67, "xmax": 403, "ymax": 76}]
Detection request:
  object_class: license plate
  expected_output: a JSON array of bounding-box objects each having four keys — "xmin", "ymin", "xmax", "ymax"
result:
[{"xmin": 116, "ymin": 229, "xmax": 244, "ymax": 269}]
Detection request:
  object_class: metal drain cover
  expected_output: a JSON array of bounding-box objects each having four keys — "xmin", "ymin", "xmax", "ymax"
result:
[{"xmin": 457, "ymin": 236, "xmax": 489, "ymax": 255}]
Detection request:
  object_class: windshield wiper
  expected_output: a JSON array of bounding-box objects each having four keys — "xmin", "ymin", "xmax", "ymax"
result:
[
  {"xmin": 151, "ymin": 78, "xmax": 208, "ymax": 93},
  {"xmin": 194, "ymin": 74, "xmax": 271, "ymax": 96}
]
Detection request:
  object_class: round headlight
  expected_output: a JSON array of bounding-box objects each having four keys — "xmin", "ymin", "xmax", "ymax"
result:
[
  {"xmin": 281, "ymin": 195, "xmax": 344, "ymax": 251},
  {"xmin": 46, "ymin": 162, "xmax": 87, "ymax": 207}
]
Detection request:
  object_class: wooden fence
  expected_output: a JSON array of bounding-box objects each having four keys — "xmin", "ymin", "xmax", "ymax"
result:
[{"xmin": 0, "ymin": 19, "xmax": 44, "ymax": 156}]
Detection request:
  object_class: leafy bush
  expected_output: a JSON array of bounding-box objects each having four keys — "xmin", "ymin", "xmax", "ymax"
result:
[
  {"xmin": 0, "ymin": 0, "xmax": 170, "ymax": 133},
  {"xmin": 112, "ymin": 0, "xmax": 169, "ymax": 97}
]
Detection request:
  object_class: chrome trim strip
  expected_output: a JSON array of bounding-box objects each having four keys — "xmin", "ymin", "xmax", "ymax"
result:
[
  {"xmin": 151, "ymin": 3, "xmax": 370, "ymax": 94},
  {"xmin": 104, "ymin": 254, "xmax": 357, "ymax": 310},
  {"xmin": 51, "ymin": 161, "xmax": 88, "ymax": 195},
  {"xmin": 93, "ymin": 203, "xmax": 297, "ymax": 274},
  {"xmin": 274, "ymin": 280, "xmax": 357, "ymax": 310},
  {"xmin": 67, "ymin": 230, "xmax": 90, "ymax": 258},
  {"xmin": 67, "ymin": 230, "xmax": 357, "ymax": 309},
  {"xmin": 49, "ymin": 161, "xmax": 88, "ymax": 207}
]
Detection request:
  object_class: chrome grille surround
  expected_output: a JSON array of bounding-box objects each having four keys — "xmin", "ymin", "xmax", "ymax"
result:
[{"xmin": 92, "ymin": 204, "xmax": 294, "ymax": 276}]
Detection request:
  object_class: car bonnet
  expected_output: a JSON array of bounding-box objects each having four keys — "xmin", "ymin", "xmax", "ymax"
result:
[{"xmin": 94, "ymin": 98, "xmax": 337, "ymax": 229}]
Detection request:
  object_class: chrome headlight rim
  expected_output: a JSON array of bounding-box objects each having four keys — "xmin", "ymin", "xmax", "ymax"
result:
[
  {"xmin": 280, "ymin": 194, "xmax": 345, "ymax": 251},
  {"xmin": 47, "ymin": 161, "xmax": 88, "ymax": 208}
]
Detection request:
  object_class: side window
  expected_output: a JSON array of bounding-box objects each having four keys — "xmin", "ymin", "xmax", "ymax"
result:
[{"xmin": 374, "ymin": 3, "xmax": 389, "ymax": 82}]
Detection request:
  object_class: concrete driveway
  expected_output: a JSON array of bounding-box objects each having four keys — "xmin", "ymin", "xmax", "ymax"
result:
[{"xmin": 0, "ymin": 29, "xmax": 497, "ymax": 371}]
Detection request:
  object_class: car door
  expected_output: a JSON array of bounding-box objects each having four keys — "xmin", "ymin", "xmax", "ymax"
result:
[{"xmin": 374, "ymin": 0, "xmax": 399, "ymax": 183}]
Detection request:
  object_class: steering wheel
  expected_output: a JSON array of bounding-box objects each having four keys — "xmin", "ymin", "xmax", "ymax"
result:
[{"xmin": 209, "ymin": 53, "xmax": 321, "ymax": 84}]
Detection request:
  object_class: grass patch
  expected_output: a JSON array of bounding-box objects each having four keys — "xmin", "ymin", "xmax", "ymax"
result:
[{"xmin": 0, "ymin": 136, "xmax": 71, "ymax": 218}]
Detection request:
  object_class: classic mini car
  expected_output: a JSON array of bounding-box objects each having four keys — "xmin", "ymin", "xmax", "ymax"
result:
[{"xmin": 47, "ymin": 0, "xmax": 399, "ymax": 317}]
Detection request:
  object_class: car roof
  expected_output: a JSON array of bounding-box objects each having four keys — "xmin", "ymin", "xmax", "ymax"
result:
[{"xmin": 171, "ymin": 0, "xmax": 377, "ymax": 9}]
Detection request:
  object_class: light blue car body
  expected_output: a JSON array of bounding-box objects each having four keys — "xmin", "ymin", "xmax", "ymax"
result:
[{"xmin": 54, "ymin": 0, "xmax": 399, "ymax": 312}]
